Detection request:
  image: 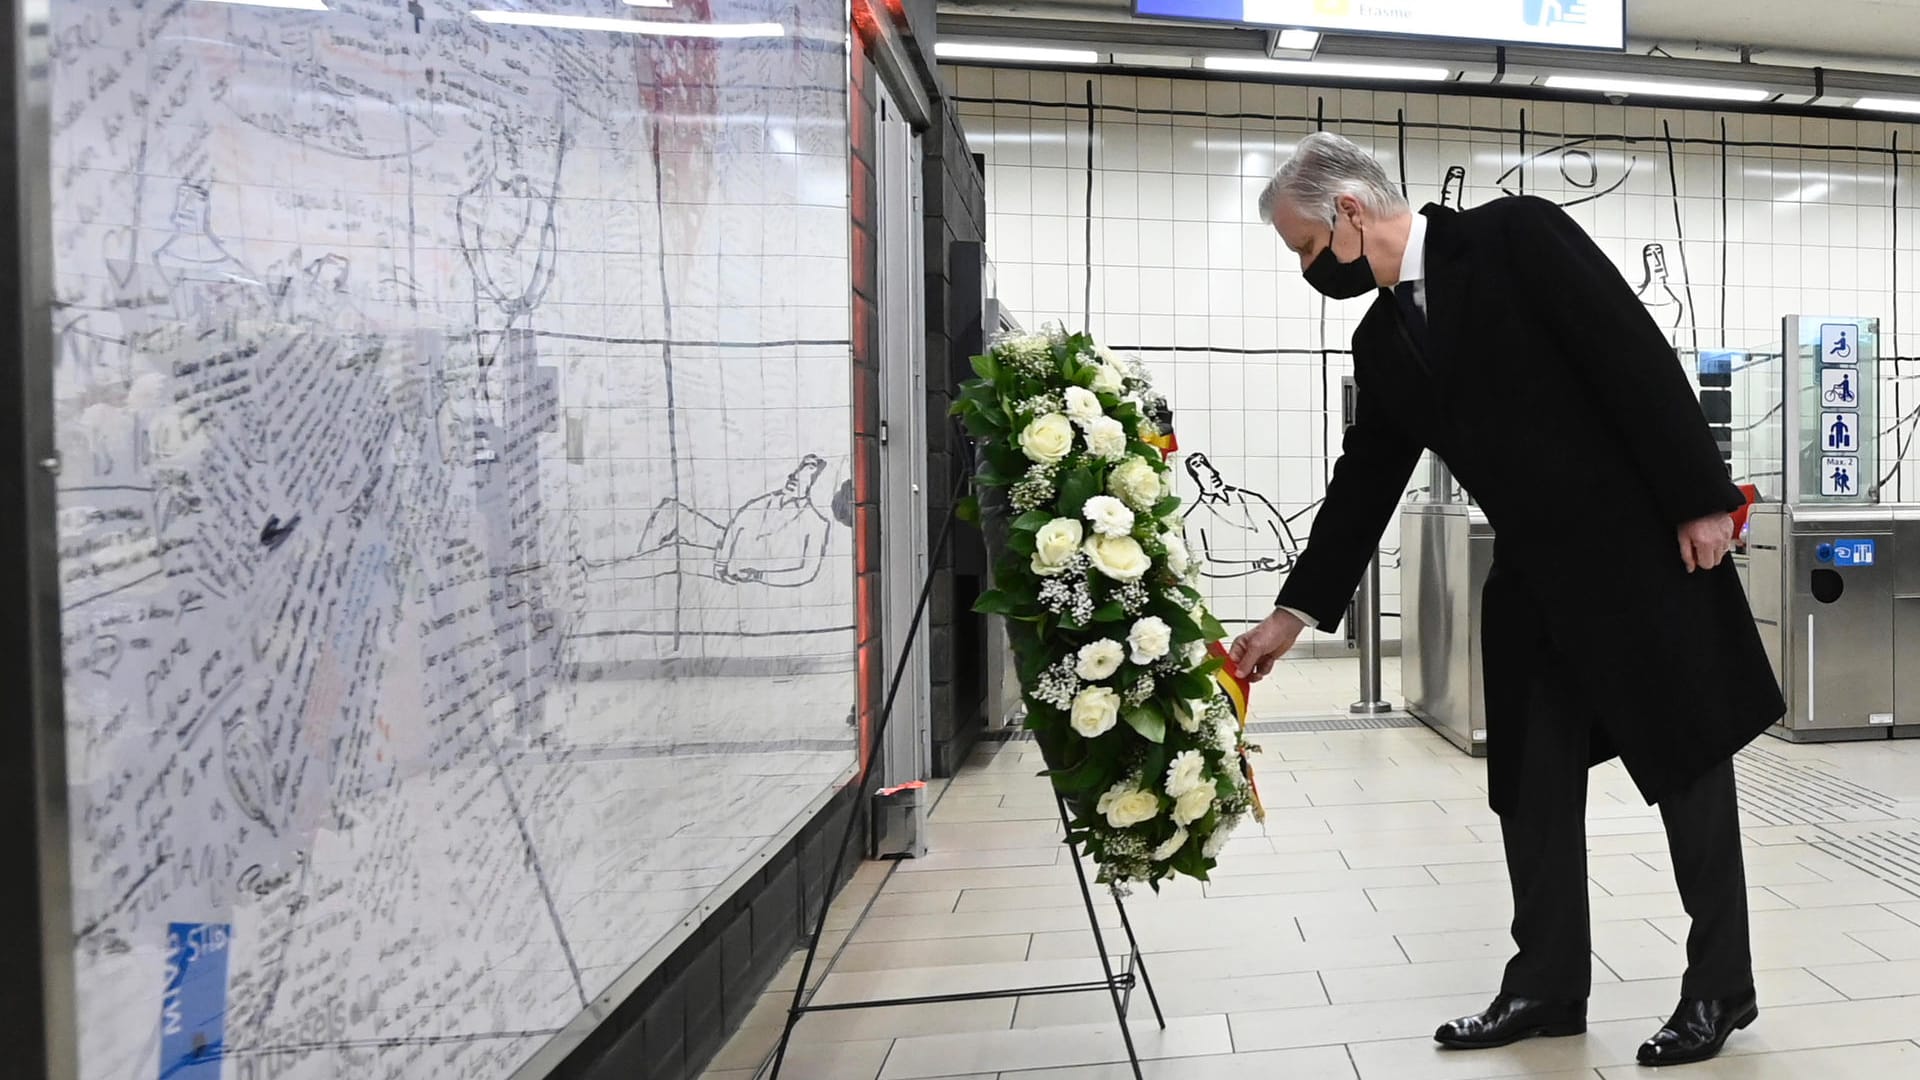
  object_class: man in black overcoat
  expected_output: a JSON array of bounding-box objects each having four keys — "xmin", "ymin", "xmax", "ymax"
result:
[{"xmin": 1229, "ymin": 132, "xmax": 1786, "ymax": 1068}]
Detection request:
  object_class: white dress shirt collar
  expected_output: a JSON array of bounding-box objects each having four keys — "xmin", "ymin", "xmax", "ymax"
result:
[{"xmin": 1397, "ymin": 209, "xmax": 1428, "ymax": 286}]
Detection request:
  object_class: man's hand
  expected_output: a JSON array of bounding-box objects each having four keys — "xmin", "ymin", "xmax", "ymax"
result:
[
  {"xmin": 1678, "ymin": 512, "xmax": 1736, "ymax": 573},
  {"xmin": 1230, "ymin": 608, "xmax": 1308, "ymax": 683}
]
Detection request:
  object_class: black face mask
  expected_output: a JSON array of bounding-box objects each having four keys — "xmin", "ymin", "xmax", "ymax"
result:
[{"xmin": 1303, "ymin": 218, "xmax": 1378, "ymax": 300}]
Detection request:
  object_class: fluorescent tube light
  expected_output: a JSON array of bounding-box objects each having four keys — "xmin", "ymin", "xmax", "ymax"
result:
[
  {"xmin": 1203, "ymin": 57, "xmax": 1449, "ymax": 81},
  {"xmin": 195, "ymin": 0, "xmax": 328, "ymax": 9},
  {"xmin": 1543, "ymin": 75, "xmax": 1769, "ymax": 103},
  {"xmin": 935, "ymin": 43, "xmax": 1099, "ymax": 64},
  {"xmin": 1110, "ymin": 52, "xmax": 1195, "ymax": 70},
  {"xmin": 470, "ymin": 11, "xmax": 785, "ymax": 37},
  {"xmin": 1275, "ymin": 29, "xmax": 1320, "ymax": 50},
  {"xmin": 624, "ymin": 0, "xmax": 675, "ymax": 6},
  {"xmin": 1853, "ymin": 97, "xmax": 1920, "ymax": 114}
]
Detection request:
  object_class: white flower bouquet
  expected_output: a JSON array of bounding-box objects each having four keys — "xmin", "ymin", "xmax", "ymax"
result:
[{"xmin": 954, "ymin": 328, "xmax": 1258, "ymax": 888}]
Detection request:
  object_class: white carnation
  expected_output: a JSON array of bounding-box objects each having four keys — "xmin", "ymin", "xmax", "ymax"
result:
[
  {"xmin": 1070, "ymin": 686, "xmax": 1122, "ymax": 738},
  {"xmin": 1083, "ymin": 495, "xmax": 1136, "ymax": 539},
  {"xmin": 1090, "ymin": 361, "xmax": 1126, "ymax": 395},
  {"xmin": 1018, "ymin": 413, "xmax": 1074, "ymax": 465},
  {"xmin": 1165, "ymin": 750, "xmax": 1208, "ymax": 798},
  {"xmin": 1108, "ymin": 456, "xmax": 1161, "ymax": 512},
  {"xmin": 1182, "ymin": 640, "xmax": 1208, "ymax": 668},
  {"xmin": 1151, "ymin": 827, "xmax": 1189, "ymax": 862},
  {"xmin": 1178, "ymin": 699, "xmax": 1207, "ymax": 733},
  {"xmin": 1173, "ymin": 786, "xmax": 1215, "ymax": 826},
  {"xmin": 1217, "ymin": 716, "xmax": 1241, "ymax": 754},
  {"xmin": 1127, "ymin": 616, "xmax": 1172, "ymax": 665},
  {"xmin": 1064, "ymin": 386, "xmax": 1104, "ymax": 427},
  {"xmin": 1085, "ymin": 416, "xmax": 1128, "ymax": 461},
  {"xmin": 1075, "ymin": 639, "xmax": 1126, "ymax": 681}
]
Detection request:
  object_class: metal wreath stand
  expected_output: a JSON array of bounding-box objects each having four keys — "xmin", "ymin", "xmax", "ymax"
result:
[{"xmin": 767, "ymin": 425, "xmax": 1166, "ymax": 1080}]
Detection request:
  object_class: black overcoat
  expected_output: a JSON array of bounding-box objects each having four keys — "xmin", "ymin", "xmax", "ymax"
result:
[{"xmin": 1276, "ymin": 195, "xmax": 1786, "ymax": 815}]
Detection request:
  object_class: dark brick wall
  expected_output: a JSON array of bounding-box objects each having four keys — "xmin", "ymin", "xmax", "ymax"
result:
[{"xmin": 922, "ymin": 90, "xmax": 990, "ymax": 778}]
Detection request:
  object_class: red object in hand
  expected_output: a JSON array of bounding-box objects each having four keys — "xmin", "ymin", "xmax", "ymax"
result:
[{"xmin": 1729, "ymin": 484, "xmax": 1760, "ymax": 543}]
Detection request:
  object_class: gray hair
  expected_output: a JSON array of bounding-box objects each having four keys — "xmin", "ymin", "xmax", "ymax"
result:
[{"xmin": 1256, "ymin": 131, "xmax": 1408, "ymax": 226}]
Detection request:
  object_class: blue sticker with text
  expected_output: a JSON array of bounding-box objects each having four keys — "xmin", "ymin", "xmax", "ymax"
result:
[
  {"xmin": 1833, "ymin": 540, "xmax": 1878, "ymax": 567},
  {"xmin": 161, "ymin": 922, "xmax": 231, "ymax": 1080}
]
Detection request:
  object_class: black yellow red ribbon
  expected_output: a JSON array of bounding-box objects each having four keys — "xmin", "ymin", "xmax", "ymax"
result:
[{"xmin": 1205, "ymin": 639, "xmax": 1265, "ymax": 822}]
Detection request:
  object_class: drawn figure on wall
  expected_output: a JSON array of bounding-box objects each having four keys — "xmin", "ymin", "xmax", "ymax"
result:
[
  {"xmin": 1440, "ymin": 165, "xmax": 1467, "ymax": 209},
  {"xmin": 457, "ymin": 118, "xmax": 561, "ymax": 425},
  {"xmin": 636, "ymin": 455, "xmax": 838, "ymax": 586},
  {"xmin": 1498, "ymin": 139, "xmax": 1638, "ymax": 207},
  {"xmin": 1635, "ymin": 242, "xmax": 1684, "ymax": 329},
  {"xmin": 153, "ymin": 182, "xmax": 259, "ymax": 328},
  {"xmin": 1183, "ymin": 453, "xmax": 1300, "ymax": 578}
]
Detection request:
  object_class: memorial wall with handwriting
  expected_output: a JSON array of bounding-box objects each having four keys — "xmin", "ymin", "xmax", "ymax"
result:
[{"xmin": 51, "ymin": 1, "xmax": 854, "ymax": 1077}]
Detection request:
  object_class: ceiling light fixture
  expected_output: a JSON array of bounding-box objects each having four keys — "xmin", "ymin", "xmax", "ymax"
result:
[
  {"xmin": 1852, "ymin": 97, "xmax": 1920, "ymax": 114},
  {"xmin": 1275, "ymin": 29, "xmax": 1320, "ymax": 51},
  {"xmin": 469, "ymin": 11, "xmax": 785, "ymax": 37},
  {"xmin": 1542, "ymin": 75, "xmax": 1770, "ymax": 103},
  {"xmin": 934, "ymin": 42, "xmax": 1099, "ymax": 64},
  {"xmin": 1202, "ymin": 57, "xmax": 1450, "ymax": 82}
]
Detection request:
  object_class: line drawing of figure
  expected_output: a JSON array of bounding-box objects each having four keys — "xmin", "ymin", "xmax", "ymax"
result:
[
  {"xmin": 1635, "ymin": 242, "xmax": 1684, "ymax": 329},
  {"xmin": 153, "ymin": 182, "xmax": 259, "ymax": 327},
  {"xmin": 635, "ymin": 455, "xmax": 838, "ymax": 587},
  {"xmin": 1498, "ymin": 139, "xmax": 1638, "ymax": 207},
  {"xmin": 1829, "ymin": 330, "xmax": 1852, "ymax": 359},
  {"xmin": 1440, "ymin": 165, "xmax": 1466, "ymax": 209},
  {"xmin": 457, "ymin": 116, "xmax": 561, "ymax": 430},
  {"xmin": 1832, "ymin": 463, "xmax": 1853, "ymax": 493},
  {"xmin": 1182, "ymin": 452, "xmax": 1300, "ymax": 578}
]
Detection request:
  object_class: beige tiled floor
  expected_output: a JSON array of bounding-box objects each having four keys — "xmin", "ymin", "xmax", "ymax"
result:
[{"xmin": 712, "ymin": 658, "xmax": 1920, "ymax": 1079}]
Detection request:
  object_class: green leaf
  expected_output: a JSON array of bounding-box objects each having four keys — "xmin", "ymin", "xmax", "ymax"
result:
[
  {"xmin": 1090, "ymin": 601, "xmax": 1126, "ymax": 623},
  {"xmin": 974, "ymin": 590, "xmax": 1022, "ymax": 616},
  {"xmin": 1152, "ymin": 495, "xmax": 1182, "ymax": 518},
  {"xmin": 1057, "ymin": 467, "xmax": 1101, "ymax": 518},
  {"xmin": 1199, "ymin": 608, "xmax": 1228, "ymax": 641},
  {"xmin": 1167, "ymin": 671, "xmax": 1211, "ymax": 701},
  {"xmin": 970, "ymin": 352, "xmax": 999, "ymax": 382},
  {"xmin": 1125, "ymin": 702, "xmax": 1167, "ymax": 744},
  {"xmin": 1007, "ymin": 530, "xmax": 1037, "ymax": 556},
  {"xmin": 1195, "ymin": 654, "xmax": 1225, "ymax": 678},
  {"xmin": 1011, "ymin": 510, "xmax": 1052, "ymax": 532},
  {"xmin": 956, "ymin": 496, "xmax": 980, "ymax": 523}
]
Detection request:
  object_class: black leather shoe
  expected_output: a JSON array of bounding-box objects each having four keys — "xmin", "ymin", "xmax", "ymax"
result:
[
  {"xmin": 1435, "ymin": 995, "xmax": 1587, "ymax": 1050},
  {"xmin": 1637, "ymin": 991, "xmax": 1759, "ymax": 1067}
]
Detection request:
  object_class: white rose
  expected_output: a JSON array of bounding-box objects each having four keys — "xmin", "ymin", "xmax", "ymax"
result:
[
  {"xmin": 1173, "ymin": 786, "xmax": 1216, "ymax": 826},
  {"xmin": 1018, "ymin": 413, "xmax": 1074, "ymax": 464},
  {"xmin": 1165, "ymin": 749, "xmax": 1209, "ymax": 798},
  {"xmin": 1097, "ymin": 781, "xmax": 1162, "ymax": 828},
  {"xmin": 1128, "ymin": 616, "xmax": 1172, "ymax": 665},
  {"xmin": 1085, "ymin": 535, "xmax": 1152, "ymax": 582},
  {"xmin": 1085, "ymin": 417, "xmax": 1128, "ymax": 462},
  {"xmin": 1181, "ymin": 640, "xmax": 1208, "ymax": 668},
  {"xmin": 1151, "ymin": 827, "xmax": 1189, "ymax": 862},
  {"xmin": 1064, "ymin": 386, "xmax": 1104, "ymax": 427},
  {"xmin": 1178, "ymin": 699, "xmax": 1207, "ymax": 733},
  {"xmin": 1076, "ymin": 639, "xmax": 1126, "ymax": 681},
  {"xmin": 1203, "ymin": 815, "xmax": 1240, "ymax": 858},
  {"xmin": 1069, "ymin": 686, "xmax": 1122, "ymax": 738},
  {"xmin": 1031, "ymin": 518, "xmax": 1084, "ymax": 575},
  {"xmin": 1083, "ymin": 495, "xmax": 1136, "ymax": 539},
  {"xmin": 1090, "ymin": 361, "xmax": 1126, "ymax": 395},
  {"xmin": 1107, "ymin": 456, "xmax": 1161, "ymax": 512},
  {"xmin": 1163, "ymin": 532, "xmax": 1191, "ymax": 576}
]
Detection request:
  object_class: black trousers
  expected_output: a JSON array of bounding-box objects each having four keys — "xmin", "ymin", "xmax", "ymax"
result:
[{"xmin": 1498, "ymin": 660, "xmax": 1755, "ymax": 1001}]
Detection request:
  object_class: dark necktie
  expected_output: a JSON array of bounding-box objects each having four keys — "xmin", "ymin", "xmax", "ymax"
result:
[{"xmin": 1393, "ymin": 280, "xmax": 1429, "ymax": 355}]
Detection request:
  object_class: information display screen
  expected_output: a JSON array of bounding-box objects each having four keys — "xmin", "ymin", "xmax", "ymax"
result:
[{"xmin": 1133, "ymin": 0, "xmax": 1627, "ymax": 51}]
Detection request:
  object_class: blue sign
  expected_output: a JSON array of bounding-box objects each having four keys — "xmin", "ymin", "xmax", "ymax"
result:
[
  {"xmin": 1833, "ymin": 539, "xmax": 1878, "ymax": 567},
  {"xmin": 161, "ymin": 922, "xmax": 231, "ymax": 1080},
  {"xmin": 1821, "ymin": 322, "xmax": 1857, "ymax": 363}
]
